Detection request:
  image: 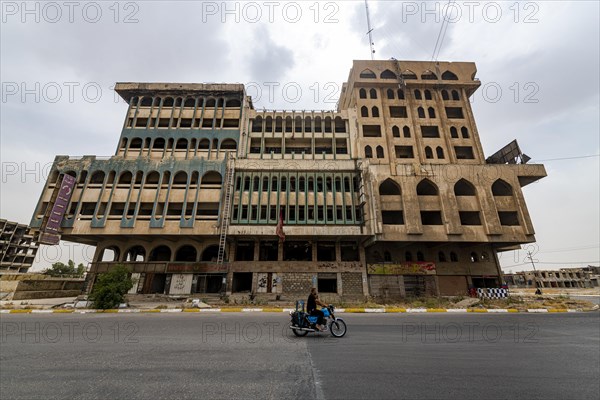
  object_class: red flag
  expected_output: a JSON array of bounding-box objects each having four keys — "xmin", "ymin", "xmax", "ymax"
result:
[{"xmin": 276, "ymin": 208, "xmax": 285, "ymax": 242}]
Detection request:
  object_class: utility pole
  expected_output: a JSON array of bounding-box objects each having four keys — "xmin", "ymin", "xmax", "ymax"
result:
[{"xmin": 527, "ymin": 250, "xmax": 542, "ymax": 295}]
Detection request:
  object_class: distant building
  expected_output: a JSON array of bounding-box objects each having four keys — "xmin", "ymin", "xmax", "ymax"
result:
[
  {"xmin": 29, "ymin": 60, "xmax": 547, "ymax": 299},
  {"xmin": 504, "ymin": 267, "xmax": 596, "ymax": 289},
  {"xmin": 0, "ymin": 219, "xmax": 38, "ymax": 273}
]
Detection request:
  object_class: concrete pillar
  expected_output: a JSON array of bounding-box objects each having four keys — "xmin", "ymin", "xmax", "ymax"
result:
[
  {"xmin": 337, "ymin": 272, "xmax": 343, "ymax": 295},
  {"xmin": 253, "ymin": 239, "xmax": 260, "ymax": 261}
]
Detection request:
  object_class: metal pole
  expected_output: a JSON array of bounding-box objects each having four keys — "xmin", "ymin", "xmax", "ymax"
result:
[{"xmin": 527, "ymin": 250, "xmax": 542, "ymax": 295}]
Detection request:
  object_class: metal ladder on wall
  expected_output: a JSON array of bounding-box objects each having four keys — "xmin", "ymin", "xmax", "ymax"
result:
[{"xmin": 217, "ymin": 154, "xmax": 235, "ymax": 265}]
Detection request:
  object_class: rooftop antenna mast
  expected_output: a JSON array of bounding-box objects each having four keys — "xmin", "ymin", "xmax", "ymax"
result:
[{"xmin": 364, "ymin": 0, "xmax": 375, "ymax": 59}]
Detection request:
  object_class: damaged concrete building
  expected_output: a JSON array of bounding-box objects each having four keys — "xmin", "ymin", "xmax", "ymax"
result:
[{"xmin": 29, "ymin": 60, "xmax": 546, "ymax": 300}]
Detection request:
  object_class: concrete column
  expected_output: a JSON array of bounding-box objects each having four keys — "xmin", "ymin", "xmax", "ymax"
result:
[
  {"xmin": 335, "ymin": 242, "xmax": 341, "ymax": 262},
  {"xmin": 253, "ymin": 239, "xmax": 260, "ymax": 261},
  {"xmin": 337, "ymin": 272, "xmax": 343, "ymax": 295}
]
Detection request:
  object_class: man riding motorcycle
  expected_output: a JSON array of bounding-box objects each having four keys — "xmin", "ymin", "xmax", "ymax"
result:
[{"xmin": 307, "ymin": 287, "xmax": 327, "ymax": 331}]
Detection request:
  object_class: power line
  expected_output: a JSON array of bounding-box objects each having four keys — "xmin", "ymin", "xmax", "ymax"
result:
[
  {"xmin": 431, "ymin": 0, "xmax": 455, "ymax": 61},
  {"xmin": 502, "ymin": 260, "xmax": 600, "ymax": 269},
  {"xmin": 531, "ymin": 154, "xmax": 600, "ymax": 162}
]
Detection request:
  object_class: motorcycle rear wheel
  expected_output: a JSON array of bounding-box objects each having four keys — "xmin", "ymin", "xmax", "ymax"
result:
[
  {"xmin": 329, "ymin": 319, "xmax": 347, "ymax": 337},
  {"xmin": 292, "ymin": 328, "xmax": 309, "ymax": 337}
]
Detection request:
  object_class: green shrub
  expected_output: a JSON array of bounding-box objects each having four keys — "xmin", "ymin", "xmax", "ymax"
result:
[{"xmin": 89, "ymin": 265, "xmax": 133, "ymax": 309}]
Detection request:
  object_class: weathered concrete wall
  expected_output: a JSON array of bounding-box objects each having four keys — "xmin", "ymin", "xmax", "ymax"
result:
[{"xmin": 0, "ymin": 274, "xmax": 84, "ymax": 300}]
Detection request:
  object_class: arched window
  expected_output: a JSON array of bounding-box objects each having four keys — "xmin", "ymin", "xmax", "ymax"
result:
[
  {"xmin": 450, "ymin": 127, "xmax": 459, "ymax": 138},
  {"xmin": 424, "ymin": 90, "xmax": 432, "ymax": 100},
  {"xmin": 364, "ymin": 145, "xmax": 373, "ymax": 158},
  {"xmin": 414, "ymin": 90, "xmax": 422, "ymax": 100},
  {"xmin": 425, "ymin": 146, "xmax": 434, "ymax": 159},
  {"xmin": 376, "ymin": 145, "xmax": 384, "ymax": 159},
  {"xmin": 402, "ymin": 70, "xmax": 417, "ymax": 80},
  {"xmin": 461, "ymin": 127, "xmax": 469, "ymax": 138},
  {"xmin": 304, "ymin": 116, "xmax": 312, "ymax": 132},
  {"xmin": 90, "ymin": 171, "xmax": 105, "ymax": 185},
  {"xmin": 359, "ymin": 88, "xmax": 367, "ymax": 99},
  {"xmin": 334, "ymin": 117, "xmax": 345, "ymax": 133},
  {"xmin": 371, "ymin": 106, "xmax": 380, "ymax": 118},
  {"xmin": 403, "ymin": 126, "xmax": 411, "ymax": 138},
  {"xmin": 272, "ymin": 177, "xmax": 278, "ymax": 191},
  {"xmin": 285, "ymin": 116, "xmax": 293, "ymax": 132},
  {"xmin": 436, "ymin": 146, "xmax": 445, "ymax": 159},
  {"xmin": 173, "ymin": 171, "xmax": 188, "ymax": 185},
  {"xmin": 442, "ymin": 71, "xmax": 458, "ymax": 80},
  {"xmin": 492, "ymin": 179, "xmax": 513, "ymax": 196},
  {"xmin": 405, "ymin": 251, "xmax": 413, "ymax": 262},
  {"xmin": 243, "ymin": 177, "xmax": 250, "ymax": 191},
  {"xmin": 361, "ymin": 106, "xmax": 369, "ymax": 117},
  {"xmin": 380, "ymin": 69, "xmax": 397, "ymax": 79},
  {"xmin": 201, "ymin": 245, "xmax": 221, "ymax": 262},
  {"xmin": 452, "ymin": 90, "xmax": 460, "ymax": 101},
  {"xmin": 359, "ymin": 69, "xmax": 376, "ymax": 79},
  {"xmin": 387, "ymin": 89, "xmax": 395, "ymax": 99},
  {"xmin": 417, "ymin": 107, "xmax": 425, "ymax": 118},
  {"xmin": 262, "ymin": 177, "xmax": 269, "ymax": 192},
  {"xmin": 417, "ymin": 251, "xmax": 425, "ymax": 261},
  {"xmin": 392, "ymin": 126, "xmax": 400, "ymax": 137},
  {"xmin": 294, "ymin": 116, "xmax": 302, "ymax": 133},
  {"xmin": 417, "ymin": 179, "xmax": 438, "ymax": 195},
  {"xmin": 397, "ymin": 89, "xmax": 405, "ymax": 99},
  {"xmin": 100, "ymin": 246, "xmax": 120, "ymax": 262},
  {"xmin": 438, "ymin": 252, "xmax": 446, "ymax": 262},
  {"xmin": 450, "ymin": 252, "xmax": 458, "ymax": 262},
  {"xmin": 379, "ymin": 179, "xmax": 401, "ymax": 195},
  {"xmin": 369, "ymin": 88, "xmax": 378, "ymax": 99},
  {"xmin": 149, "ymin": 245, "xmax": 171, "ymax": 262},
  {"xmin": 220, "ymin": 139, "xmax": 237, "ymax": 150},
  {"xmin": 201, "ymin": 171, "xmax": 222, "ymax": 185},
  {"xmin": 421, "ymin": 71, "xmax": 438, "ymax": 80},
  {"xmin": 199, "ymin": 138, "xmax": 210, "ymax": 149},
  {"xmin": 252, "ymin": 116, "xmax": 263, "ymax": 132},
  {"xmin": 253, "ymin": 176, "xmax": 259, "ymax": 191},
  {"xmin": 384, "ymin": 251, "xmax": 392, "ymax": 262},
  {"xmin": 125, "ymin": 246, "xmax": 146, "ymax": 262},
  {"xmin": 470, "ymin": 252, "xmax": 478, "ymax": 263},
  {"xmin": 454, "ymin": 179, "xmax": 476, "ymax": 196},
  {"xmin": 441, "ymin": 90, "xmax": 449, "ymax": 100},
  {"xmin": 175, "ymin": 245, "xmax": 197, "ymax": 262},
  {"xmin": 428, "ymin": 107, "xmax": 436, "ymax": 118}
]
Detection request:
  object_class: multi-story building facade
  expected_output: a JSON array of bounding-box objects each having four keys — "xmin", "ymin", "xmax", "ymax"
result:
[
  {"xmin": 505, "ymin": 267, "xmax": 597, "ymax": 289},
  {"xmin": 29, "ymin": 60, "xmax": 546, "ymax": 299},
  {"xmin": 0, "ymin": 219, "xmax": 38, "ymax": 273}
]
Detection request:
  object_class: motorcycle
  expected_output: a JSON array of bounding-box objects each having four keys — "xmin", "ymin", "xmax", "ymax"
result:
[{"xmin": 289, "ymin": 300, "xmax": 347, "ymax": 337}]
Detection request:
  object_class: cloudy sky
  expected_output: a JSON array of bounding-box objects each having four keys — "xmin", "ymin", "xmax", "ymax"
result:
[{"xmin": 1, "ymin": 1, "xmax": 598, "ymax": 272}]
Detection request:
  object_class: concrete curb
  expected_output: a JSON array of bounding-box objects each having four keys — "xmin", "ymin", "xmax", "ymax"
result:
[{"xmin": 0, "ymin": 308, "xmax": 593, "ymax": 314}]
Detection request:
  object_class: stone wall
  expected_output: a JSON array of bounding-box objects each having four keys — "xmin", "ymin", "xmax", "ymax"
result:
[
  {"xmin": 282, "ymin": 273, "xmax": 313, "ymax": 294},
  {"xmin": 341, "ymin": 273, "xmax": 363, "ymax": 295}
]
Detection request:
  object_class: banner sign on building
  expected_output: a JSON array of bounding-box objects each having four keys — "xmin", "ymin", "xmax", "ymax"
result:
[
  {"xmin": 367, "ymin": 262, "xmax": 436, "ymax": 275},
  {"xmin": 39, "ymin": 174, "xmax": 76, "ymax": 245}
]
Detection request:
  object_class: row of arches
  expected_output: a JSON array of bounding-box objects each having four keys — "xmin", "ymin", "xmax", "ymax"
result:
[
  {"xmin": 235, "ymin": 174, "xmax": 360, "ymax": 194},
  {"xmin": 378, "ymin": 178, "xmax": 514, "ymax": 197},
  {"xmin": 251, "ymin": 115, "xmax": 346, "ymax": 134},
  {"xmin": 99, "ymin": 244, "xmax": 224, "ymax": 263},
  {"xmin": 119, "ymin": 137, "xmax": 237, "ymax": 154},
  {"xmin": 364, "ymin": 145, "xmax": 385, "ymax": 159},
  {"xmin": 72, "ymin": 169, "xmax": 223, "ymax": 188},
  {"xmin": 129, "ymin": 96, "xmax": 242, "ymax": 109},
  {"xmin": 359, "ymin": 69, "xmax": 459, "ymax": 81},
  {"xmin": 373, "ymin": 249, "xmax": 490, "ymax": 263},
  {"xmin": 359, "ymin": 88, "xmax": 460, "ymax": 101}
]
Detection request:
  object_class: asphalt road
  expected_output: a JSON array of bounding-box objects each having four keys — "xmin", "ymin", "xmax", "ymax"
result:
[{"xmin": 1, "ymin": 313, "xmax": 598, "ymax": 400}]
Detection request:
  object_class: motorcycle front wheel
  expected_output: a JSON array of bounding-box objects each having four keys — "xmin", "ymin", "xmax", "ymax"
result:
[{"xmin": 329, "ymin": 319, "xmax": 347, "ymax": 337}]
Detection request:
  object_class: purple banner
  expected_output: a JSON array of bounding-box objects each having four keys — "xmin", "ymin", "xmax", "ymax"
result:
[{"xmin": 39, "ymin": 174, "xmax": 76, "ymax": 245}]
